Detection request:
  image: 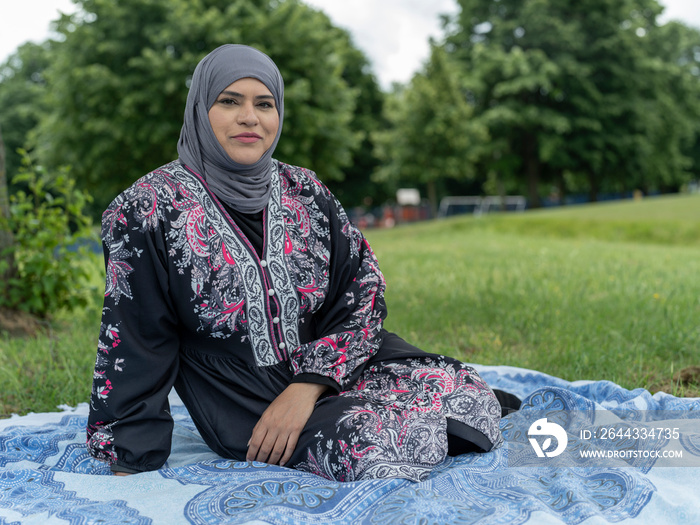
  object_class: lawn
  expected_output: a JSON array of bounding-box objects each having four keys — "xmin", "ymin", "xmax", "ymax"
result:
[
  {"xmin": 366, "ymin": 193, "xmax": 700, "ymax": 396},
  {"xmin": 0, "ymin": 253, "xmax": 103, "ymax": 418},
  {"xmin": 1, "ymin": 193, "xmax": 698, "ymax": 417}
]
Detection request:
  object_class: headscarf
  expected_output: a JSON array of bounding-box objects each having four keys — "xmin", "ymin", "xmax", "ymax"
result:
[{"xmin": 177, "ymin": 44, "xmax": 284, "ymax": 213}]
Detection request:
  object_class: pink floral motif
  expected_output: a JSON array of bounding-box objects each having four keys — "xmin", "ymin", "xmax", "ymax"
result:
[
  {"xmin": 88, "ymin": 160, "xmax": 398, "ymax": 471},
  {"xmin": 86, "ymin": 422, "xmax": 118, "ymax": 463},
  {"xmin": 296, "ymin": 403, "xmax": 448, "ymax": 482}
]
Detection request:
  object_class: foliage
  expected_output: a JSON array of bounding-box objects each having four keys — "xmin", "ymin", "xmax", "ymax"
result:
[
  {"xmin": 377, "ymin": 0, "xmax": 700, "ymax": 207},
  {"xmin": 646, "ymin": 21, "xmax": 700, "ymax": 186},
  {"xmin": 326, "ymin": 44, "xmax": 391, "ymax": 209},
  {"xmin": 25, "ymin": 0, "xmax": 374, "ymax": 214},
  {"xmin": 0, "ymin": 151, "xmax": 99, "ymax": 318},
  {"xmin": 0, "ymin": 42, "xmax": 52, "ymax": 184},
  {"xmin": 373, "ymin": 45, "xmax": 488, "ymax": 210},
  {"xmin": 2, "ymin": 0, "xmax": 699, "ymax": 213},
  {"xmin": 0, "ymin": 124, "xmax": 13, "ymax": 287}
]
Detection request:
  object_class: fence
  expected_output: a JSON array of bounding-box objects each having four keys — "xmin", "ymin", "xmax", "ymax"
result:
[{"xmin": 438, "ymin": 196, "xmax": 526, "ymax": 218}]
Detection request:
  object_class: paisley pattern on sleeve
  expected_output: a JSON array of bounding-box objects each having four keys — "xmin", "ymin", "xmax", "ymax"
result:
[{"xmin": 280, "ymin": 166, "xmax": 387, "ymax": 388}]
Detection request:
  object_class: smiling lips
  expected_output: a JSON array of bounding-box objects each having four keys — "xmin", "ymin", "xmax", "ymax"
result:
[{"xmin": 233, "ymin": 132, "xmax": 262, "ymax": 143}]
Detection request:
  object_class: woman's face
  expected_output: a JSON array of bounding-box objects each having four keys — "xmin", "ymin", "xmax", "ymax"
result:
[{"xmin": 208, "ymin": 77, "xmax": 280, "ymax": 165}]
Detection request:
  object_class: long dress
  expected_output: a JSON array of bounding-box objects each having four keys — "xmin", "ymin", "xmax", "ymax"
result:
[{"xmin": 87, "ymin": 159, "xmax": 503, "ymax": 482}]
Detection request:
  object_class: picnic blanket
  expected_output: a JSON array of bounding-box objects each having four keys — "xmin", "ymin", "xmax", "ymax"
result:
[{"xmin": 1, "ymin": 365, "xmax": 699, "ymax": 524}]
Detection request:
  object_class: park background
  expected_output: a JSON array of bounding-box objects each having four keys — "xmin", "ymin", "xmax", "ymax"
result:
[{"xmin": 0, "ymin": 0, "xmax": 699, "ymax": 416}]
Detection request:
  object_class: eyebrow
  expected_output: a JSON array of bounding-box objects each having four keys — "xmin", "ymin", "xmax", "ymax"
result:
[{"xmin": 219, "ymin": 90, "xmax": 275, "ymax": 101}]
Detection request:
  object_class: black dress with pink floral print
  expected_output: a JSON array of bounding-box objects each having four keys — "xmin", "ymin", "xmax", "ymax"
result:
[{"xmin": 87, "ymin": 160, "xmax": 503, "ymax": 481}]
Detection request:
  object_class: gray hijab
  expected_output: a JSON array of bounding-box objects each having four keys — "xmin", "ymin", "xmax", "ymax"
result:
[{"xmin": 177, "ymin": 44, "xmax": 284, "ymax": 213}]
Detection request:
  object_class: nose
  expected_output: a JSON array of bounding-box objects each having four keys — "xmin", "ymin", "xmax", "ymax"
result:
[{"xmin": 237, "ymin": 102, "xmax": 259, "ymax": 126}]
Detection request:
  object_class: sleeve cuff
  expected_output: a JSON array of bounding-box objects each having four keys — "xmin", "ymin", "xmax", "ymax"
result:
[{"xmin": 291, "ymin": 373, "xmax": 341, "ymax": 393}]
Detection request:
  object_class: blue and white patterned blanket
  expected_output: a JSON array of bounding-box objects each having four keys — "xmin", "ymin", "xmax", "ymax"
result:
[{"xmin": 1, "ymin": 365, "xmax": 699, "ymax": 524}]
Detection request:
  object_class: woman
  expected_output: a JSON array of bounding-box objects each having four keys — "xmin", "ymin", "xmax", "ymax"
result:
[{"xmin": 87, "ymin": 44, "xmax": 516, "ymax": 482}]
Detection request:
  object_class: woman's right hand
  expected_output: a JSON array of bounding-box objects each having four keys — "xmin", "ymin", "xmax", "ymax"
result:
[{"xmin": 246, "ymin": 382, "xmax": 328, "ymax": 467}]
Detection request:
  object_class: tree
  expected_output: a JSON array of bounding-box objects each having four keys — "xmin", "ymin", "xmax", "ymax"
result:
[
  {"xmin": 373, "ymin": 45, "xmax": 488, "ymax": 212},
  {"xmin": 444, "ymin": 0, "xmax": 699, "ymax": 205},
  {"xmin": 32, "ymin": 0, "xmax": 373, "ymax": 213},
  {"xmin": 462, "ymin": 41, "xmax": 567, "ymax": 206},
  {"xmin": 644, "ymin": 21, "xmax": 700, "ymax": 186},
  {"xmin": 0, "ymin": 123, "xmax": 14, "ymax": 290},
  {"xmin": 0, "ymin": 42, "xmax": 52, "ymax": 184},
  {"xmin": 327, "ymin": 44, "xmax": 391, "ymax": 209},
  {"xmin": 0, "ymin": 125, "xmax": 7, "ymax": 221}
]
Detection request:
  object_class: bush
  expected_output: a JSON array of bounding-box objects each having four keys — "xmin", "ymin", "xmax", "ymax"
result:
[{"xmin": 0, "ymin": 151, "xmax": 98, "ymax": 318}]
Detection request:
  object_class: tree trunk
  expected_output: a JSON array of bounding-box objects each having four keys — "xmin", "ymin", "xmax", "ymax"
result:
[
  {"xmin": 523, "ymin": 132, "xmax": 541, "ymax": 208},
  {"xmin": 556, "ymin": 170, "xmax": 566, "ymax": 206},
  {"xmin": 0, "ymin": 124, "xmax": 8, "ymax": 219},
  {"xmin": 587, "ymin": 172, "xmax": 600, "ymax": 202},
  {"xmin": 426, "ymin": 179, "xmax": 438, "ymax": 219},
  {"xmin": 0, "ymin": 123, "xmax": 17, "ymax": 293}
]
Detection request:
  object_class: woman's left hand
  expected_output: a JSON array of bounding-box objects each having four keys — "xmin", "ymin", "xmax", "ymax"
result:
[{"xmin": 246, "ymin": 382, "xmax": 328, "ymax": 467}]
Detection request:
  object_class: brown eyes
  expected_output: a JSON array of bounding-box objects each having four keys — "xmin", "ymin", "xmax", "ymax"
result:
[{"xmin": 216, "ymin": 98, "xmax": 274, "ymax": 109}]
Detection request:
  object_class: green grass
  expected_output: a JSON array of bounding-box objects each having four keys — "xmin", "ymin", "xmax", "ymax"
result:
[
  {"xmin": 366, "ymin": 193, "xmax": 700, "ymax": 396},
  {"xmin": 1, "ymin": 194, "xmax": 699, "ymax": 417},
  {"xmin": 0, "ymin": 254, "xmax": 104, "ymax": 417},
  {"xmin": 467, "ymin": 193, "xmax": 700, "ymax": 246},
  {"xmin": 0, "ymin": 307, "xmax": 101, "ymax": 417},
  {"xmin": 526, "ymin": 193, "xmax": 700, "ymax": 222}
]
